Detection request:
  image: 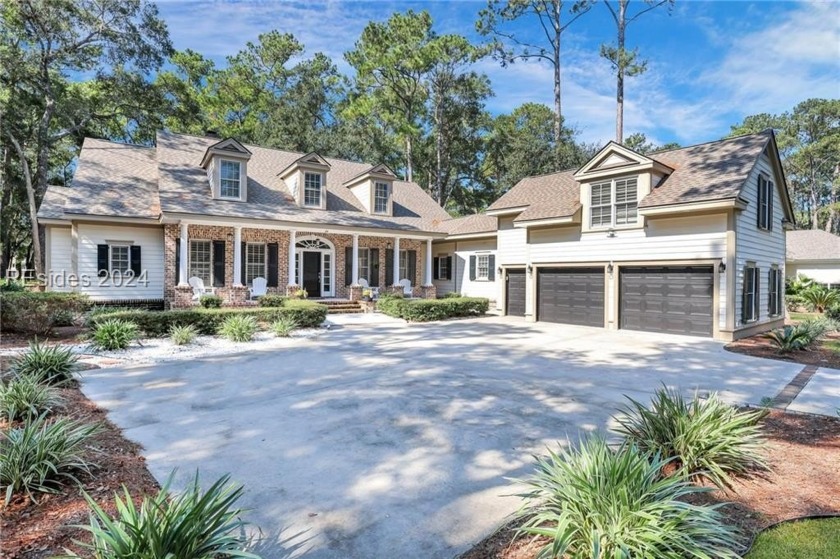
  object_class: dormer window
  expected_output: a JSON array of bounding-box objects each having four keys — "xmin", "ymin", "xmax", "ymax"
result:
[
  {"xmin": 304, "ymin": 172, "xmax": 322, "ymax": 207},
  {"xmin": 220, "ymin": 160, "xmax": 241, "ymax": 198},
  {"xmin": 590, "ymin": 176, "xmax": 638, "ymax": 228},
  {"xmin": 374, "ymin": 182, "xmax": 390, "ymax": 214}
]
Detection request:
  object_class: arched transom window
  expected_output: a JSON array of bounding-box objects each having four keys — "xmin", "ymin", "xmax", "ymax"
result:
[{"xmin": 296, "ymin": 238, "xmax": 331, "ymax": 250}]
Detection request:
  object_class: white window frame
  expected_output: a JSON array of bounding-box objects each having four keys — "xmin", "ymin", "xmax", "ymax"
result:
[
  {"xmin": 358, "ymin": 248, "xmax": 370, "ymax": 283},
  {"xmin": 589, "ymin": 176, "xmax": 638, "ymax": 229},
  {"xmin": 374, "ymin": 182, "xmax": 389, "ymax": 214},
  {"xmin": 743, "ymin": 264, "xmax": 760, "ymax": 323},
  {"xmin": 303, "ymin": 172, "xmax": 322, "ymax": 207},
  {"xmin": 189, "ymin": 240, "xmax": 212, "ymax": 285},
  {"xmin": 437, "ymin": 256, "xmax": 449, "ymax": 280},
  {"xmin": 245, "ymin": 243, "xmax": 266, "ymax": 286},
  {"xmin": 110, "ymin": 244, "xmax": 130, "ymax": 274},
  {"xmin": 220, "ymin": 159, "xmax": 241, "ymax": 199},
  {"xmin": 758, "ymin": 174, "xmax": 774, "ymax": 231},
  {"xmin": 768, "ymin": 266, "xmax": 782, "ymax": 317},
  {"xmin": 476, "ymin": 254, "xmax": 490, "ymax": 281},
  {"xmin": 399, "ymin": 250, "xmax": 408, "ymax": 280}
]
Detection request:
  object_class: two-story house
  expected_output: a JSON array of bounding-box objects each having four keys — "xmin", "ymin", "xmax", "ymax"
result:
[{"xmin": 434, "ymin": 130, "xmax": 793, "ymax": 340}]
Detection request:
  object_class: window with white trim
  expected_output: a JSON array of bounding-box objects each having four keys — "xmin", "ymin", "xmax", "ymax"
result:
[
  {"xmin": 304, "ymin": 172, "xmax": 322, "ymax": 207},
  {"xmin": 590, "ymin": 181, "xmax": 612, "ymax": 227},
  {"xmin": 614, "ymin": 177, "xmax": 638, "ymax": 225},
  {"xmin": 374, "ymin": 182, "xmax": 389, "ymax": 213},
  {"xmin": 189, "ymin": 241, "xmax": 212, "ymax": 285},
  {"xmin": 245, "ymin": 243, "xmax": 266, "ymax": 285},
  {"xmin": 358, "ymin": 248, "xmax": 370, "ymax": 282},
  {"xmin": 399, "ymin": 250, "xmax": 408, "ymax": 280},
  {"xmin": 476, "ymin": 254, "xmax": 490, "ymax": 281},
  {"xmin": 743, "ymin": 264, "xmax": 760, "ymax": 323},
  {"xmin": 110, "ymin": 245, "xmax": 130, "ymax": 273},
  {"xmin": 437, "ymin": 256, "xmax": 449, "ymax": 280},
  {"xmin": 757, "ymin": 174, "xmax": 774, "ymax": 230},
  {"xmin": 590, "ymin": 176, "xmax": 639, "ymax": 228},
  {"xmin": 220, "ymin": 160, "xmax": 241, "ymax": 198},
  {"xmin": 768, "ymin": 267, "xmax": 782, "ymax": 317}
]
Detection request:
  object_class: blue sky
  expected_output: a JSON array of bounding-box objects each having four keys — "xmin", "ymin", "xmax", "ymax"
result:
[{"xmin": 155, "ymin": 0, "xmax": 839, "ymax": 147}]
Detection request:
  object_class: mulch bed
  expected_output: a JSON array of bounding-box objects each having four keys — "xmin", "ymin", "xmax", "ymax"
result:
[
  {"xmin": 0, "ymin": 384, "xmax": 160, "ymax": 558},
  {"xmin": 0, "ymin": 326, "xmax": 87, "ymax": 349},
  {"xmin": 725, "ymin": 331, "xmax": 840, "ymax": 369},
  {"xmin": 460, "ymin": 410, "xmax": 840, "ymax": 559}
]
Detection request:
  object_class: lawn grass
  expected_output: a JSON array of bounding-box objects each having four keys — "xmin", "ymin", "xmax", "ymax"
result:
[
  {"xmin": 746, "ymin": 517, "xmax": 840, "ymax": 559},
  {"xmin": 824, "ymin": 339, "xmax": 840, "ymax": 354},
  {"xmin": 789, "ymin": 311, "xmax": 820, "ymax": 322}
]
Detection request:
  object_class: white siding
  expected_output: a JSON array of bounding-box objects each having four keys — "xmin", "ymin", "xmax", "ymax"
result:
[
  {"xmin": 46, "ymin": 226, "xmax": 73, "ymax": 292},
  {"xmin": 433, "ymin": 239, "xmax": 498, "ymax": 301},
  {"xmin": 787, "ymin": 262, "xmax": 840, "ymax": 285},
  {"xmin": 735, "ymin": 151, "xmax": 786, "ymax": 329},
  {"xmin": 77, "ymin": 223, "xmax": 165, "ymax": 300},
  {"xmin": 498, "ymin": 216, "xmax": 527, "ymax": 265}
]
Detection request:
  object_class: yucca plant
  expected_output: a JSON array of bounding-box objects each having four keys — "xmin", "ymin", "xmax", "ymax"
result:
[
  {"xmin": 270, "ymin": 316, "xmax": 298, "ymax": 338},
  {"xmin": 764, "ymin": 325, "xmax": 813, "ymax": 353},
  {"xmin": 170, "ymin": 324, "xmax": 198, "ymax": 346},
  {"xmin": 91, "ymin": 319, "xmax": 139, "ymax": 350},
  {"xmin": 798, "ymin": 317, "xmax": 839, "ymax": 343},
  {"xmin": 11, "ymin": 340, "xmax": 78, "ymax": 385},
  {"xmin": 613, "ymin": 387, "xmax": 768, "ymax": 490},
  {"xmin": 218, "ymin": 315, "xmax": 258, "ymax": 342},
  {"xmin": 64, "ymin": 471, "xmax": 260, "ymax": 559},
  {"xmin": 516, "ymin": 436, "xmax": 739, "ymax": 559},
  {"xmin": 0, "ymin": 376, "xmax": 63, "ymax": 422},
  {"xmin": 0, "ymin": 415, "xmax": 100, "ymax": 505},
  {"xmin": 802, "ymin": 285, "xmax": 840, "ymax": 313}
]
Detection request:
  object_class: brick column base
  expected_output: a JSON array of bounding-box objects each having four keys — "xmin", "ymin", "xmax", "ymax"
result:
[
  {"xmin": 285, "ymin": 284, "xmax": 301, "ymax": 297},
  {"xmin": 417, "ymin": 285, "xmax": 437, "ymax": 299},
  {"xmin": 172, "ymin": 285, "xmax": 194, "ymax": 309},
  {"xmin": 227, "ymin": 286, "xmax": 250, "ymax": 306},
  {"xmin": 348, "ymin": 285, "xmax": 363, "ymax": 301},
  {"xmin": 385, "ymin": 285, "xmax": 404, "ymax": 296}
]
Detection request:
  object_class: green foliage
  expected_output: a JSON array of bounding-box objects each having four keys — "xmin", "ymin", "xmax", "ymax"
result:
[
  {"xmin": 258, "ymin": 294, "xmax": 287, "ymax": 308},
  {"xmin": 613, "ymin": 387, "xmax": 769, "ymax": 491},
  {"xmin": 798, "ymin": 316, "xmax": 839, "ymax": 341},
  {"xmin": 11, "ymin": 341, "xmax": 78, "ymax": 385},
  {"xmin": 169, "ymin": 324, "xmax": 198, "ymax": 346},
  {"xmin": 84, "ymin": 306, "xmax": 136, "ymax": 327},
  {"xmin": 764, "ymin": 325, "xmax": 813, "ymax": 353},
  {"xmin": 0, "ymin": 376, "xmax": 62, "ymax": 422},
  {"xmin": 91, "ymin": 303, "xmax": 327, "ymax": 337},
  {"xmin": 0, "ymin": 279, "xmax": 26, "ymax": 292},
  {"xmin": 91, "ymin": 319, "xmax": 139, "ymax": 351},
  {"xmin": 217, "ymin": 315, "xmax": 259, "ymax": 342},
  {"xmin": 0, "ymin": 292, "xmax": 89, "ymax": 335},
  {"xmin": 516, "ymin": 436, "xmax": 739, "ymax": 559},
  {"xmin": 377, "ymin": 296, "xmax": 489, "ymax": 322},
  {"xmin": 802, "ymin": 285, "xmax": 840, "ymax": 313},
  {"xmin": 746, "ymin": 517, "xmax": 840, "ymax": 559},
  {"xmin": 826, "ymin": 304, "xmax": 840, "ymax": 322},
  {"xmin": 64, "ymin": 471, "xmax": 259, "ymax": 559},
  {"xmin": 442, "ymin": 292, "xmax": 462, "ymax": 298},
  {"xmin": 0, "ymin": 415, "xmax": 100, "ymax": 505},
  {"xmin": 270, "ymin": 316, "xmax": 298, "ymax": 338},
  {"xmin": 288, "ymin": 288, "xmax": 308, "ymax": 300},
  {"xmin": 198, "ymin": 295, "xmax": 222, "ymax": 308},
  {"xmin": 786, "ymin": 274, "xmax": 815, "ymax": 296}
]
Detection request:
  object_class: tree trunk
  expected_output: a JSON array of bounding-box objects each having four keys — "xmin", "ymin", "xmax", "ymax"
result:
[
  {"xmin": 552, "ymin": 0, "xmax": 562, "ymax": 152},
  {"xmin": 434, "ymin": 91, "xmax": 444, "ymax": 205},
  {"xmin": 7, "ymin": 134, "xmax": 43, "ymax": 276},
  {"xmin": 405, "ymin": 135, "xmax": 413, "ymax": 183},
  {"xmin": 615, "ymin": 0, "xmax": 627, "ymax": 143}
]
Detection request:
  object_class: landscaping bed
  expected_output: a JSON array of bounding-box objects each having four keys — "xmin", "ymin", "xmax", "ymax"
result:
[
  {"xmin": 459, "ymin": 409, "xmax": 840, "ymax": 559},
  {"xmin": 726, "ymin": 330, "xmax": 840, "ymax": 369}
]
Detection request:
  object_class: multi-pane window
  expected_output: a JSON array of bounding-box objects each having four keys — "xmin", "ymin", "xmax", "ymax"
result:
[
  {"xmin": 757, "ymin": 174, "xmax": 774, "ymax": 230},
  {"xmin": 189, "ymin": 241, "xmax": 212, "ymax": 284},
  {"xmin": 590, "ymin": 182, "xmax": 612, "ymax": 227},
  {"xmin": 220, "ymin": 160, "xmax": 241, "ymax": 198},
  {"xmin": 768, "ymin": 267, "xmax": 783, "ymax": 317},
  {"xmin": 614, "ymin": 178, "xmax": 638, "ymax": 225},
  {"xmin": 110, "ymin": 245, "xmax": 130, "ymax": 273},
  {"xmin": 323, "ymin": 253, "xmax": 331, "ymax": 294},
  {"xmin": 743, "ymin": 265, "xmax": 760, "ymax": 323},
  {"xmin": 358, "ymin": 249, "xmax": 370, "ymax": 283},
  {"xmin": 374, "ymin": 182, "xmax": 389, "ymax": 213},
  {"xmin": 399, "ymin": 250, "xmax": 408, "ymax": 280},
  {"xmin": 437, "ymin": 256, "xmax": 449, "ymax": 280},
  {"xmin": 476, "ymin": 255, "xmax": 490, "ymax": 281},
  {"xmin": 304, "ymin": 172, "xmax": 322, "ymax": 207},
  {"xmin": 590, "ymin": 177, "xmax": 638, "ymax": 228},
  {"xmin": 245, "ymin": 243, "xmax": 266, "ymax": 285}
]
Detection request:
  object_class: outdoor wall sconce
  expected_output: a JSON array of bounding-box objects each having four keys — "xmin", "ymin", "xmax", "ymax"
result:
[
  {"xmin": 497, "ymin": 266, "xmax": 502, "ymax": 276},
  {"xmin": 719, "ymin": 258, "xmax": 726, "ymax": 273},
  {"xmin": 607, "ymin": 228, "xmax": 616, "ymax": 238},
  {"xmin": 526, "ymin": 264, "xmax": 533, "ymax": 275},
  {"xmin": 226, "ymin": 232, "xmax": 233, "ymax": 242},
  {"xmin": 607, "ymin": 262, "xmax": 614, "ymax": 275}
]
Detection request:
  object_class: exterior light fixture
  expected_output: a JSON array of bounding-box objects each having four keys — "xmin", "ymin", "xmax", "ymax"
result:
[
  {"xmin": 607, "ymin": 262, "xmax": 614, "ymax": 274},
  {"xmin": 719, "ymin": 259, "xmax": 726, "ymax": 273},
  {"xmin": 527, "ymin": 264, "xmax": 533, "ymax": 275},
  {"xmin": 607, "ymin": 228, "xmax": 616, "ymax": 238},
  {"xmin": 497, "ymin": 266, "xmax": 502, "ymax": 276}
]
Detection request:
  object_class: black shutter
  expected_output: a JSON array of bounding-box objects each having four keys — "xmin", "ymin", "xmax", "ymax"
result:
[
  {"xmin": 469, "ymin": 255, "xmax": 476, "ymax": 281},
  {"xmin": 175, "ymin": 242, "xmax": 180, "ymax": 284},
  {"xmin": 408, "ymin": 250, "xmax": 416, "ymax": 284},
  {"xmin": 97, "ymin": 245, "xmax": 109, "ymax": 277},
  {"xmin": 446, "ymin": 256, "xmax": 453, "ymax": 280},
  {"xmin": 756, "ymin": 177, "xmax": 764, "ymax": 228},
  {"xmin": 370, "ymin": 248, "xmax": 379, "ymax": 287},
  {"xmin": 345, "ymin": 246, "xmax": 353, "ymax": 286},
  {"xmin": 754, "ymin": 267, "xmax": 761, "ymax": 321},
  {"xmin": 240, "ymin": 242, "xmax": 247, "ymax": 285},
  {"xmin": 742, "ymin": 267, "xmax": 750, "ymax": 323},
  {"xmin": 267, "ymin": 243, "xmax": 279, "ymax": 287},
  {"xmin": 433, "ymin": 257, "xmax": 440, "ymax": 280},
  {"xmin": 385, "ymin": 249, "xmax": 394, "ymax": 286},
  {"xmin": 212, "ymin": 241, "xmax": 226, "ymax": 287},
  {"xmin": 130, "ymin": 246, "xmax": 142, "ymax": 276},
  {"xmin": 488, "ymin": 255, "xmax": 496, "ymax": 281},
  {"xmin": 768, "ymin": 181, "xmax": 774, "ymax": 231}
]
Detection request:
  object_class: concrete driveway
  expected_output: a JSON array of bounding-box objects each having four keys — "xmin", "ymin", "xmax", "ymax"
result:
[{"xmin": 80, "ymin": 316, "xmax": 803, "ymax": 558}]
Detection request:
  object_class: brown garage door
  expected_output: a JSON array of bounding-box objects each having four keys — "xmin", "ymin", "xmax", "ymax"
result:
[
  {"xmin": 506, "ymin": 269, "xmax": 526, "ymax": 317},
  {"xmin": 620, "ymin": 266, "xmax": 714, "ymax": 337},
  {"xmin": 537, "ymin": 268, "xmax": 605, "ymax": 327}
]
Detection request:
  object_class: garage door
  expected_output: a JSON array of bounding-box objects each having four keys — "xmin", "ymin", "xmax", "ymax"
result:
[
  {"xmin": 506, "ymin": 269, "xmax": 526, "ymax": 317},
  {"xmin": 537, "ymin": 268, "xmax": 605, "ymax": 327},
  {"xmin": 620, "ymin": 266, "xmax": 714, "ymax": 337}
]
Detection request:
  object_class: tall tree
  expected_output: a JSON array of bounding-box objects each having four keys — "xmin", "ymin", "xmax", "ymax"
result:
[
  {"xmin": 623, "ymin": 131, "xmax": 680, "ymax": 154},
  {"xmin": 477, "ymin": 0, "xmax": 594, "ymax": 158},
  {"xmin": 600, "ymin": 0, "xmax": 673, "ymax": 143}
]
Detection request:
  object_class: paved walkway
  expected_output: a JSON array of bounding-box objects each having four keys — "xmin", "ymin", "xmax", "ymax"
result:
[{"xmin": 79, "ymin": 317, "xmax": 806, "ymax": 558}]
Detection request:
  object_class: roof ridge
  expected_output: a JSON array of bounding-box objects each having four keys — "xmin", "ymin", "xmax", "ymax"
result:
[
  {"xmin": 84, "ymin": 137, "xmax": 155, "ymax": 150},
  {"xmin": 647, "ymin": 129, "xmax": 772, "ymax": 157}
]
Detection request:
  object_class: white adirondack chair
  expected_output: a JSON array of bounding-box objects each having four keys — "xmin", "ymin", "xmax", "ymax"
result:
[
  {"xmin": 357, "ymin": 278, "xmax": 369, "ymax": 288},
  {"xmin": 250, "ymin": 277, "xmax": 268, "ymax": 300},
  {"xmin": 399, "ymin": 278, "xmax": 413, "ymax": 297},
  {"xmin": 188, "ymin": 277, "xmax": 213, "ymax": 301}
]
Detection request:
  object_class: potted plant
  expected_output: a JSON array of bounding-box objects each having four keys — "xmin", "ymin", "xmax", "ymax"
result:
[{"xmin": 361, "ymin": 288, "xmax": 372, "ymax": 302}]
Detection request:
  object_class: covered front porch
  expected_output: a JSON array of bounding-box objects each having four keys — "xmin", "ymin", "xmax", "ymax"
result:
[{"xmin": 164, "ymin": 222, "xmax": 437, "ymax": 308}]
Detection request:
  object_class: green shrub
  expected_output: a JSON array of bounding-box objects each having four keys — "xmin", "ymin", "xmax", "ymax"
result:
[
  {"xmin": 826, "ymin": 304, "xmax": 840, "ymax": 322},
  {"xmin": 84, "ymin": 306, "xmax": 136, "ymax": 327},
  {"xmin": 377, "ymin": 297, "xmax": 489, "ymax": 322},
  {"xmin": 270, "ymin": 315, "xmax": 298, "ymax": 337},
  {"xmin": 516, "ymin": 436, "xmax": 739, "ymax": 559},
  {"xmin": 218, "ymin": 315, "xmax": 258, "ymax": 342},
  {"xmin": 613, "ymin": 387, "xmax": 769, "ymax": 490},
  {"xmin": 11, "ymin": 341, "xmax": 79, "ymax": 385},
  {"xmin": 765, "ymin": 325, "xmax": 813, "ymax": 353},
  {"xmin": 258, "ymin": 294, "xmax": 286, "ymax": 307},
  {"xmin": 442, "ymin": 292, "xmax": 462, "ymax": 298},
  {"xmin": 91, "ymin": 303, "xmax": 327, "ymax": 337},
  {"xmin": 169, "ymin": 324, "xmax": 198, "ymax": 346},
  {"xmin": 91, "ymin": 319, "xmax": 139, "ymax": 350},
  {"xmin": 0, "ymin": 376, "xmax": 62, "ymax": 422},
  {"xmin": 0, "ymin": 292, "xmax": 89, "ymax": 335},
  {"xmin": 289, "ymin": 288, "xmax": 308, "ymax": 299},
  {"xmin": 49, "ymin": 308, "xmax": 77, "ymax": 327},
  {"xmin": 199, "ymin": 294, "xmax": 223, "ymax": 308},
  {"xmin": 64, "ymin": 472, "xmax": 259, "ymax": 559},
  {"xmin": 0, "ymin": 415, "xmax": 101, "ymax": 505},
  {"xmin": 0, "ymin": 278, "xmax": 26, "ymax": 292},
  {"xmin": 799, "ymin": 316, "xmax": 839, "ymax": 342},
  {"xmin": 802, "ymin": 285, "xmax": 840, "ymax": 313}
]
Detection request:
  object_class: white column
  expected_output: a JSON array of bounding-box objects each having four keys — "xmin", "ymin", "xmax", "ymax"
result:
[
  {"xmin": 392, "ymin": 237, "xmax": 401, "ymax": 286},
  {"xmin": 233, "ymin": 226, "xmax": 243, "ymax": 286},
  {"xmin": 425, "ymin": 238, "xmax": 433, "ymax": 286},
  {"xmin": 288, "ymin": 230, "xmax": 297, "ymax": 285},
  {"xmin": 178, "ymin": 223, "xmax": 189, "ymax": 286},
  {"xmin": 351, "ymin": 234, "xmax": 359, "ymax": 285}
]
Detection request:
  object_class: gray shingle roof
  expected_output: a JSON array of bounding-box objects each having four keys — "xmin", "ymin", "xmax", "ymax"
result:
[
  {"xmin": 787, "ymin": 230, "xmax": 840, "ymax": 261},
  {"xmin": 442, "ymin": 214, "xmax": 498, "ymax": 236}
]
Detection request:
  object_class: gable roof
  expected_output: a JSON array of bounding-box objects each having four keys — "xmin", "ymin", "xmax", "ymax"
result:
[
  {"xmin": 787, "ymin": 230, "xmax": 840, "ymax": 262},
  {"xmin": 441, "ymin": 214, "xmax": 498, "ymax": 237}
]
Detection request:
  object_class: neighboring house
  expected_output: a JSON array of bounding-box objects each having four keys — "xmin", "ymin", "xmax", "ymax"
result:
[
  {"xmin": 786, "ymin": 229, "xmax": 840, "ymax": 288},
  {"xmin": 38, "ymin": 131, "xmax": 474, "ymax": 307},
  {"xmin": 457, "ymin": 130, "xmax": 792, "ymax": 341}
]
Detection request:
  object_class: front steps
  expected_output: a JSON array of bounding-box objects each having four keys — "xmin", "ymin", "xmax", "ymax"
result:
[{"xmin": 316, "ymin": 299, "xmax": 364, "ymax": 314}]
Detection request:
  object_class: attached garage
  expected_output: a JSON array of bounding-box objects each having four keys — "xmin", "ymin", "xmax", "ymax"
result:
[
  {"xmin": 619, "ymin": 266, "xmax": 714, "ymax": 337},
  {"xmin": 505, "ymin": 269, "xmax": 526, "ymax": 316},
  {"xmin": 537, "ymin": 268, "xmax": 605, "ymax": 327}
]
